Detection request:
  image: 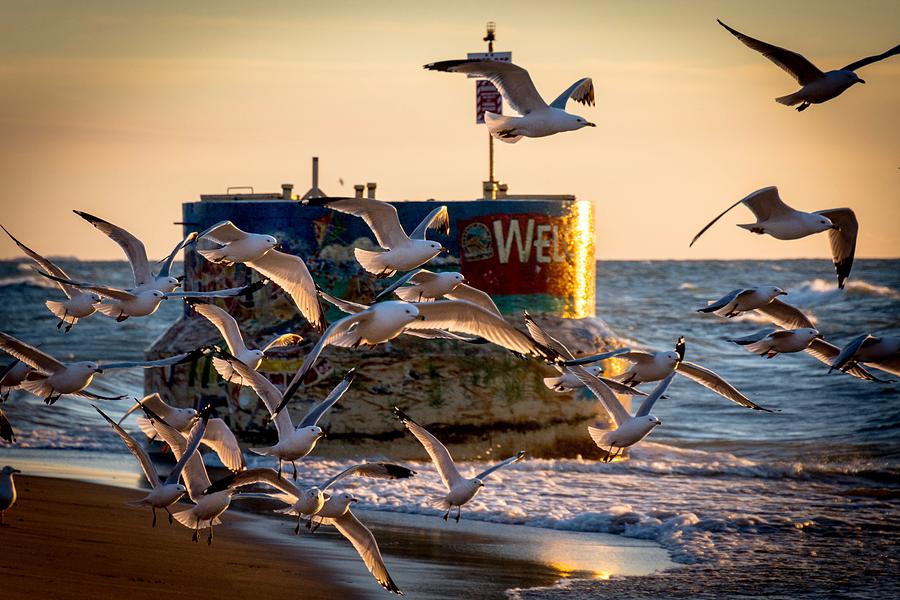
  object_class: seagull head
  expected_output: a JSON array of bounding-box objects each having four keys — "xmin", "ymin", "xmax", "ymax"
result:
[
  {"xmin": 306, "ymin": 425, "xmax": 325, "ymax": 439},
  {"xmin": 1, "ymin": 466, "xmax": 20, "ymax": 475},
  {"xmin": 587, "ymin": 365, "xmax": 604, "ymax": 377},
  {"xmin": 80, "ymin": 361, "xmax": 102, "ymax": 374},
  {"xmin": 765, "ymin": 286, "xmax": 788, "ymax": 298},
  {"xmin": 249, "ymin": 349, "xmax": 265, "ymax": 362},
  {"xmin": 474, "ymin": 478, "xmax": 485, "ymax": 488},
  {"xmin": 566, "ymin": 114, "xmax": 596, "ymax": 130},
  {"xmin": 451, "ymin": 272, "xmax": 466, "ymax": 284},
  {"xmin": 89, "ymin": 293, "xmax": 102, "ymax": 303},
  {"xmin": 647, "ymin": 415, "xmax": 662, "ymax": 428},
  {"xmin": 264, "ymin": 235, "xmax": 278, "ymax": 249}
]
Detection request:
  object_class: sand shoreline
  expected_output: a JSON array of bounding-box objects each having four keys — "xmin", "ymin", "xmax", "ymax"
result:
[{"xmin": 0, "ymin": 472, "xmax": 675, "ymax": 599}]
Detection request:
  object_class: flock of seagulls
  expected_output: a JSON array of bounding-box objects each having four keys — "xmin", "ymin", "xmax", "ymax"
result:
[{"xmin": 1, "ymin": 17, "xmax": 898, "ymax": 596}]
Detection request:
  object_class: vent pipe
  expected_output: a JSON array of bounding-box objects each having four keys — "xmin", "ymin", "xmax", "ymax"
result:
[
  {"xmin": 354, "ymin": 184, "xmax": 365, "ymax": 198},
  {"xmin": 366, "ymin": 182, "xmax": 377, "ymax": 199},
  {"xmin": 300, "ymin": 156, "xmax": 326, "ymax": 201},
  {"xmin": 281, "ymin": 183, "xmax": 293, "ymax": 200}
]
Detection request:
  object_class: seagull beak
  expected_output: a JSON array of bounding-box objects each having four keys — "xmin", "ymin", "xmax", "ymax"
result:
[
  {"xmin": 815, "ymin": 333, "xmax": 825, "ymax": 339},
  {"xmin": 440, "ymin": 246, "xmax": 449, "ymax": 254},
  {"xmin": 585, "ymin": 122, "xmax": 596, "ymax": 127},
  {"xmin": 778, "ymin": 291, "xmax": 788, "ymax": 296},
  {"xmin": 319, "ymin": 431, "xmax": 327, "ymax": 438},
  {"xmin": 12, "ymin": 469, "xmax": 21, "ymax": 474},
  {"xmin": 176, "ymin": 275, "xmax": 185, "ymax": 283},
  {"xmin": 95, "ymin": 368, "xmax": 104, "ymax": 374},
  {"xmin": 417, "ymin": 315, "xmax": 426, "ymax": 321},
  {"xmin": 350, "ymin": 497, "xmax": 359, "ymax": 503},
  {"xmin": 858, "ymin": 78, "xmax": 866, "ymax": 84}
]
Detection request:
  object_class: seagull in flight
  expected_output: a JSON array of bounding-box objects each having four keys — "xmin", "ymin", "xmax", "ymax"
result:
[
  {"xmin": 522, "ymin": 312, "xmax": 646, "ymax": 396},
  {"xmin": 2, "ymin": 225, "xmax": 100, "ymax": 332},
  {"xmin": 95, "ymin": 404, "xmax": 208, "ymax": 527},
  {"xmin": 117, "ymin": 392, "xmax": 245, "ymax": 471},
  {"xmin": 690, "ymin": 186, "xmax": 858, "ymax": 288},
  {"xmin": 195, "ymin": 221, "xmax": 326, "ymax": 331},
  {"xmin": 190, "ymin": 301, "xmax": 303, "ymax": 385},
  {"xmin": 729, "ymin": 328, "xmax": 884, "ymax": 381},
  {"xmin": 566, "ymin": 336, "xmax": 774, "ymax": 412},
  {"xmin": 74, "ymin": 211, "xmax": 195, "ymax": 294},
  {"xmin": 830, "ymin": 334, "xmax": 900, "ymax": 378},
  {"xmin": 217, "ymin": 353, "xmax": 355, "ymax": 479},
  {"xmin": 425, "ymin": 58, "xmax": 595, "ymax": 142},
  {"xmin": 274, "ymin": 299, "xmax": 558, "ymax": 416},
  {"xmin": 1, "ymin": 359, "xmax": 32, "ymax": 402},
  {"xmin": 717, "ymin": 19, "xmax": 900, "ymax": 111},
  {"xmin": 375, "ymin": 268, "xmax": 501, "ymax": 315},
  {"xmin": 569, "ymin": 367, "xmax": 674, "ymax": 462},
  {"xmin": 306, "ymin": 197, "xmax": 449, "ymax": 278},
  {"xmin": 0, "ymin": 331, "xmax": 203, "ymax": 404},
  {"xmin": 395, "ymin": 407, "xmax": 525, "ymax": 523}
]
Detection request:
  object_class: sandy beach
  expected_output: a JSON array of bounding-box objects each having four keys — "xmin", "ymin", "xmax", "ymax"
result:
[{"xmin": 0, "ymin": 472, "xmax": 673, "ymax": 599}]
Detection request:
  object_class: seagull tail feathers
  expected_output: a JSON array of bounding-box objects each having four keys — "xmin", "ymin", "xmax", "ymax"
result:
[
  {"xmin": 484, "ymin": 112, "xmax": 523, "ymax": 144},
  {"xmin": 354, "ymin": 248, "xmax": 395, "ymax": 277},
  {"xmin": 248, "ymin": 446, "xmax": 275, "ymax": 456},
  {"xmin": 775, "ymin": 92, "xmax": 804, "ymax": 106}
]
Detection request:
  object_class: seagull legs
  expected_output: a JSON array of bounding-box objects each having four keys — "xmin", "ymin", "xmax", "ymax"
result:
[
  {"xmin": 796, "ymin": 102, "xmax": 810, "ymax": 112},
  {"xmin": 165, "ymin": 506, "xmax": 174, "ymax": 525},
  {"xmin": 442, "ymin": 508, "xmax": 450, "ymax": 521},
  {"xmin": 64, "ymin": 322, "xmax": 73, "ymax": 333},
  {"xmin": 291, "ymin": 461, "xmax": 298, "ymax": 480},
  {"xmin": 277, "ymin": 460, "xmax": 283, "ymax": 480},
  {"xmin": 207, "ymin": 521, "xmax": 214, "ymax": 546},
  {"xmin": 294, "ymin": 516, "xmax": 303, "ymax": 535},
  {"xmin": 455, "ymin": 506, "xmax": 461, "ymax": 523},
  {"xmin": 192, "ymin": 524, "xmax": 199, "ymax": 543},
  {"xmin": 151, "ymin": 507, "xmax": 157, "ymax": 528}
]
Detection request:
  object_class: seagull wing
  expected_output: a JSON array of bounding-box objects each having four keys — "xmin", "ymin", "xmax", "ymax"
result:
[
  {"xmin": 408, "ymin": 301, "xmax": 558, "ymax": 361},
  {"xmin": 277, "ymin": 312, "xmax": 372, "ymax": 417},
  {"xmin": 1, "ymin": 225, "xmax": 79, "ymax": 298},
  {"xmin": 523, "ymin": 312, "xmax": 573, "ymax": 359},
  {"xmin": 319, "ymin": 198, "xmax": 408, "ymax": 249},
  {"xmin": 828, "ymin": 334, "xmax": 871, "ymax": 373},
  {"xmin": 804, "ymin": 339, "xmax": 880, "ymax": 381},
  {"xmin": 562, "ymin": 348, "xmax": 640, "ymax": 367},
  {"xmin": 729, "ymin": 328, "xmax": 778, "ymax": 345},
  {"xmin": 196, "ymin": 221, "xmax": 251, "ymax": 244},
  {"xmin": 191, "ymin": 302, "xmax": 248, "ymax": 354},
  {"xmin": 224, "ymin": 356, "xmax": 294, "ymax": 440},
  {"xmin": 118, "ymin": 393, "xmax": 176, "ymax": 426},
  {"xmin": 841, "ymin": 43, "xmax": 900, "ymax": 72},
  {"xmin": 166, "ymin": 412, "xmax": 211, "ymax": 485},
  {"xmin": 394, "ymin": 407, "xmax": 463, "ymax": 490},
  {"xmin": 717, "ymin": 19, "xmax": 825, "ymax": 85},
  {"xmin": 74, "ymin": 211, "xmax": 152, "ymax": 287},
  {"xmin": 550, "ymin": 77, "xmax": 595, "ymax": 109},
  {"xmin": 567, "ymin": 365, "xmax": 631, "ymax": 427},
  {"xmin": 754, "ymin": 298, "xmax": 815, "ymax": 329},
  {"xmin": 101, "ymin": 349, "xmax": 206, "ymax": 371},
  {"xmin": 320, "ymin": 462, "xmax": 416, "ymax": 492},
  {"xmin": 202, "ymin": 468, "xmax": 302, "ymax": 502},
  {"xmin": 676, "ymin": 361, "xmax": 775, "ymax": 411},
  {"xmin": 157, "ymin": 232, "xmax": 197, "ymax": 278},
  {"xmin": 474, "ymin": 450, "xmax": 526, "ymax": 481},
  {"xmin": 94, "ymin": 406, "xmax": 160, "ymax": 488},
  {"xmin": 143, "ymin": 408, "xmax": 210, "ymax": 500},
  {"xmin": 0, "ymin": 331, "xmax": 64, "ymax": 373},
  {"xmin": 299, "ymin": 369, "xmax": 356, "ymax": 428},
  {"xmin": 32, "ymin": 270, "xmax": 136, "ymax": 301},
  {"xmin": 319, "ymin": 290, "xmax": 369, "ymax": 314},
  {"xmin": 166, "ymin": 280, "xmax": 265, "ymax": 299},
  {"xmin": 333, "ymin": 510, "xmax": 403, "ymax": 595},
  {"xmin": 425, "ymin": 59, "xmax": 547, "ymax": 114},
  {"xmin": 445, "ymin": 283, "xmax": 501, "ymax": 316},
  {"xmin": 635, "ymin": 373, "xmax": 677, "ymax": 417},
  {"xmin": 815, "ymin": 208, "xmax": 857, "ymax": 289},
  {"xmin": 598, "ymin": 376, "xmax": 650, "ymax": 397},
  {"xmin": 260, "ymin": 332, "xmax": 304, "ymax": 353},
  {"xmin": 408, "ymin": 205, "xmax": 450, "ymax": 240},
  {"xmin": 246, "ymin": 250, "xmax": 326, "ymax": 332},
  {"xmin": 697, "ymin": 288, "xmax": 745, "ymax": 313},
  {"xmin": 200, "ymin": 418, "xmax": 245, "ymax": 472}
]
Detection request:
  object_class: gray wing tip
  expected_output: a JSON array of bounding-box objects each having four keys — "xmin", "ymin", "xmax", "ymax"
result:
[{"xmin": 392, "ymin": 406, "xmax": 416, "ymax": 426}]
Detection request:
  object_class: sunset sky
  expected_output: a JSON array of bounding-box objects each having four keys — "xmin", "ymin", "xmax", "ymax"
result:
[{"xmin": 1, "ymin": 0, "xmax": 898, "ymax": 261}]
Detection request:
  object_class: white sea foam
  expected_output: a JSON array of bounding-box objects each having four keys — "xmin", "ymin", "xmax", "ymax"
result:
[{"xmin": 790, "ymin": 278, "xmax": 900, "ymax": 304}]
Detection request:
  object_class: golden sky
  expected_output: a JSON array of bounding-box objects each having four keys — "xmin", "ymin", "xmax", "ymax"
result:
[{"xmin": 1, "ymin": 0, "xmax": 898, "ymax": 261}]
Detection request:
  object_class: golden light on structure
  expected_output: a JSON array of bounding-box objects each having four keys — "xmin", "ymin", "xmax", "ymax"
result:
[{"xmin": 548, "ymin": 199, "xmax": 595, "ymax": 319}]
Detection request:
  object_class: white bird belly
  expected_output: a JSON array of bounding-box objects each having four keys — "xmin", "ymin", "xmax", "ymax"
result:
[
  {"xmin": 447, "ymin": 482, "xmax": 481, "ymax": 507},
  {"xmin": 223, "ymin": 237, "xmax": 271, "ymax": 262},
  {"xmin": 47, "ymin": 370, "xmax": 94, "ymax": 394}
]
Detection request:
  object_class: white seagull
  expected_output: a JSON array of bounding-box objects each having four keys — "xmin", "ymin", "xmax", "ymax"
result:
[
  {"xmin": 698, "ymin": 286, "xmax": 816, "ymax": 330},
  {"xmin": 566, "ymin": 337, "xmax": 774, "ymax": 411},
  {"xmin": 190, "ymin": 301, "xmax": 303, "ymax": 385},
  {"xmin": 195, "ymin": 221, "xmax": 326, "ymax": 331},
  {"xmin": 570, "ymin": 367, "xmax": 675, "ymax": 462},
  {"xmin": 117, "ymin": 392, "xmax": 244, "ymax": 471},
  {"xmin": 274, "ymin": 300, "xmax": 558, "ymax": 416},
  {"xmin": 218, "ymin": 354, "xmax": 354, "ymax": 479},
  {"xmin": 395, "ymin": 407, "xmax": 525, "ymax": 523},
  {"xmin": 375, "ymin": 268, "xmax": 501, "ymax": 315},
  {"xmin": 523, "ymin": 312, "xmax": 645, "ymax": 396},
  {"xmin": 690, "ymin": 186, "xmax": 858, "ymax": 288},
  {"xmin": 425, "ymin": 58, "xmax": 595, "ymax": 142},
  {"xmin": 0, "ymin": 465, "xmax": 20, "ymax": 526},
  {"xmin": 2, "ymin": 225, "xmax": 100, "ymax": 332},
  {"xmin": 729, "ymin": 328, "xmax": 882, "ymax": 381},
  {"xmin": 74, "ymin": 210, "xmax": 195, "ymax": 294},
  {"xmin": 830, "ymin": 334, "xmax": 900, "ymax": 378},
  {"xmin": 0, "ymin": 331, "xmax": 203, "ymax": 404},
  {"xmin": 95, "ymin": 403, "xmax": 208, "ymax": 527},
  {"xmin": 717, "ymin": 19, "xmax": 900, "ymax": 111},
  {"xmin": 33, "ymin": 269, "xmax": 263, "ymax": 321},
  {"xmin": 307, "ymin": 197, "xmax": 449, "ymax": 277}
]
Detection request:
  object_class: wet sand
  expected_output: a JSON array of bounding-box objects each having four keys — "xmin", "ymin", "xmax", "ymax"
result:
[
  {"xmin": 0, "ymin": 476, "xmax": 361, "ymax": 600},
  {"xmin": 0, "ymin": 472, "xmax": 674, "ymax": 599}
]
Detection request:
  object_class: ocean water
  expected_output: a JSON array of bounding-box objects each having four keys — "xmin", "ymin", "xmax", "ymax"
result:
[{"xmin": 1, "ymin": 258, "xmax": 898, "ymax": 598}]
